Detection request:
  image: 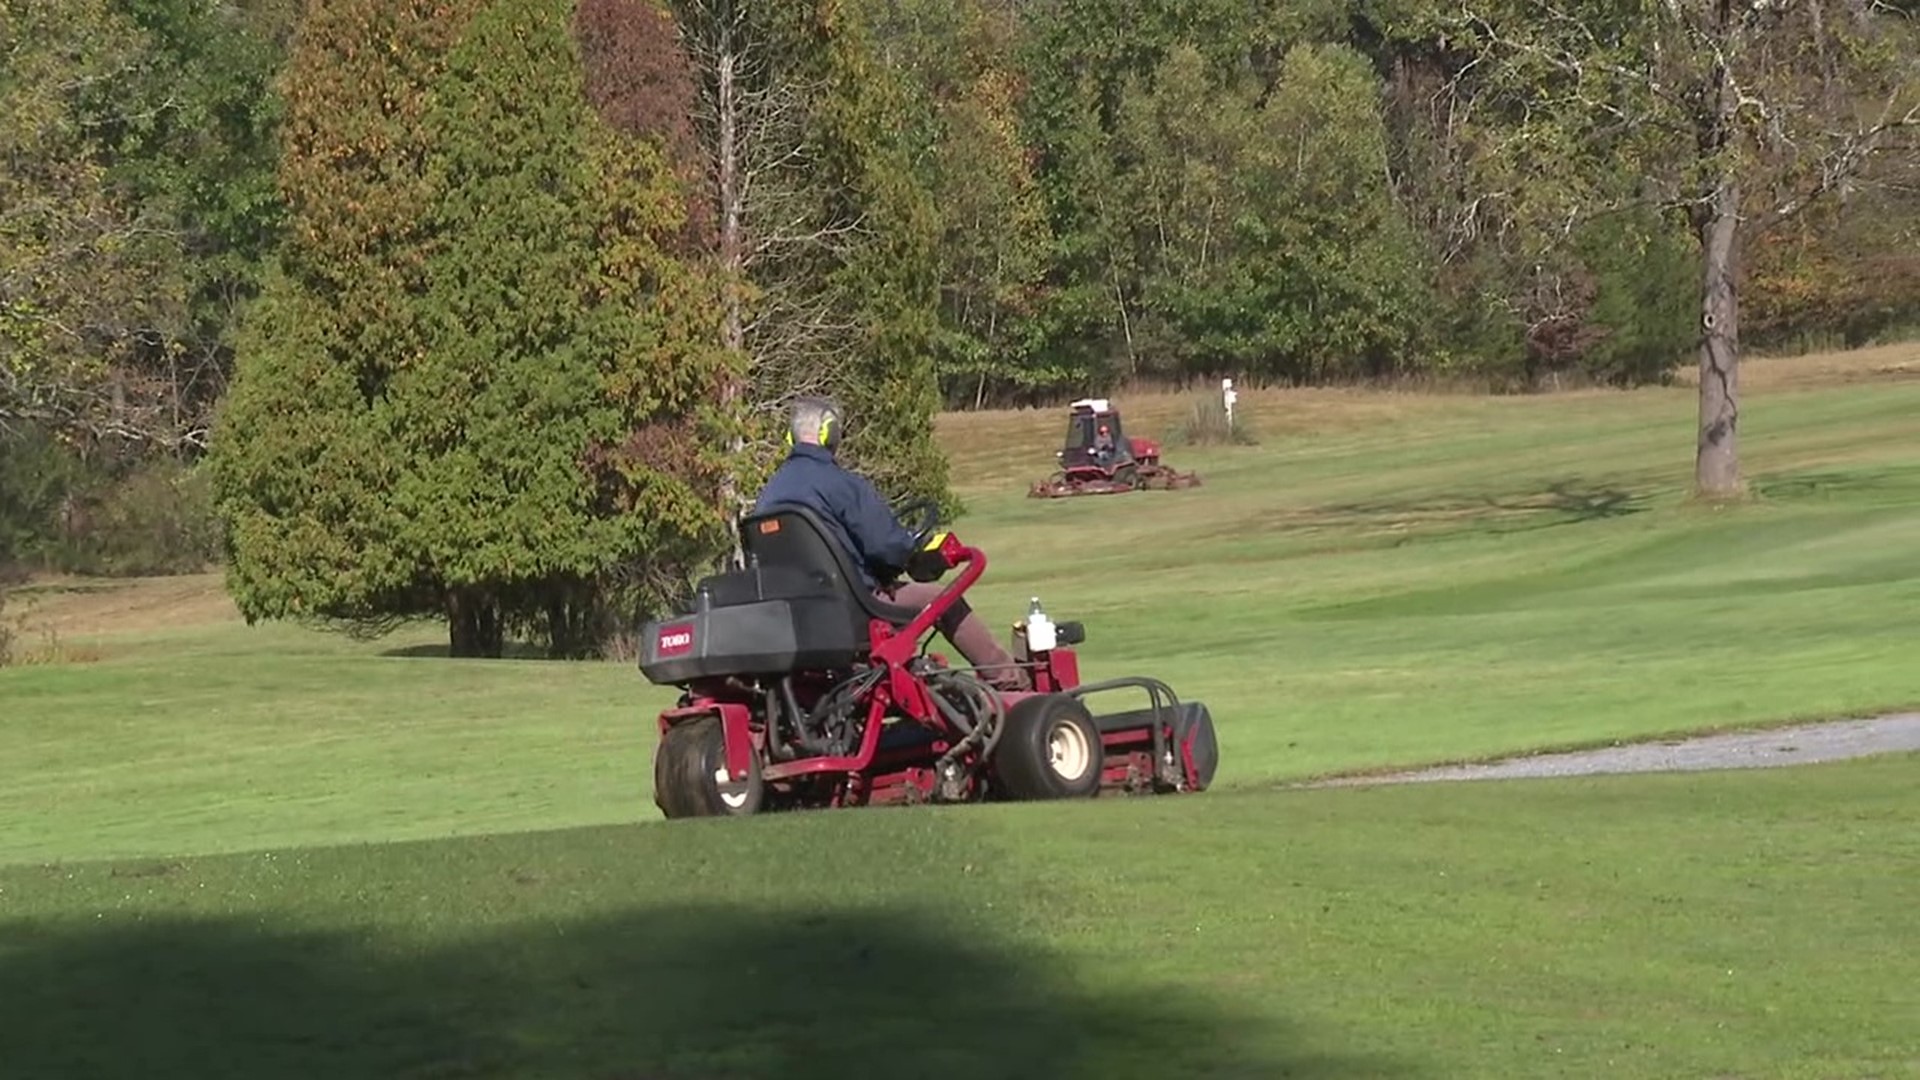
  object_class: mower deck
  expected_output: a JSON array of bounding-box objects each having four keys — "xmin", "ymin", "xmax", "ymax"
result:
[{"xmin": 1028, "ymin": 462, "xmax": 1204, "ymax": 498}]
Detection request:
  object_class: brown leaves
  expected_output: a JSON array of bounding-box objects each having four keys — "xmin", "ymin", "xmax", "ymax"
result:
[{"xmin": 574, "ymin": 0, "xmax": 713, "ymax": 251}]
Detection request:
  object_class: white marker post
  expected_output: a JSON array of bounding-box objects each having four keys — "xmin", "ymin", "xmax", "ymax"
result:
[{"xmin": 1221, "ymin": 377, "xmax": 1237, "ymax": 431}]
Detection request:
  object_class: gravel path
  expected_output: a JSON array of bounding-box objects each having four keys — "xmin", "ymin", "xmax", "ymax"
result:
[{"xmin": 1301, "ymin": 713, "xmax": 1920, "ymax": 788}]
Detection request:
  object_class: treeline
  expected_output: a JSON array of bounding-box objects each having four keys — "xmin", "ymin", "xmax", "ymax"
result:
[
  {"xmin": 2, "ymin": 0, "xmax": 290, "ymax": 575},
  {"xmin": 867, "ymin": 0, "xmax": 1920, "ymax": 407},
  {"xmin": 2, "ymin": 0, "xmax": 1915, "ymax": 652}
]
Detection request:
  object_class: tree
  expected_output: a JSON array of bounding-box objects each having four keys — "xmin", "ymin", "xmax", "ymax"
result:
[
  {"xmin": 1388, "ymin": 0, "xmax": 1920, "ymax": 494},
  {"xmin": 854, "ymin": 0, "xmax": 1060, "ymax": 408},
  {"xmin": 91, "ymin": 0, "xmax": 296, "ymax": 456},
  {"xmin": 212, "ymin": 0, "xmax": 735, "ymax": 657},
  {"xmin": 1110, "ymin": 42, "xmax": 1433, "ymax": 385},
  {"xmin": 668, "ymin": 0, "xmax": 951, "ymax": 509},
  {"xmin": 0, "ymin": 0, "xmax": 294, "ymax": 459},
  {"xmin": 0, "ymin": 0, "xmax": 183, "ymax": 450}
]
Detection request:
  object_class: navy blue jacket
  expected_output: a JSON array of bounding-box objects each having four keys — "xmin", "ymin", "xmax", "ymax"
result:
[{"xmin": 752, "ymin": 444, "xmax": 916, "ymax": 589}]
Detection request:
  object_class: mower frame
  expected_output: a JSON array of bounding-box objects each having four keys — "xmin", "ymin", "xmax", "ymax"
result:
[{"xmin": 638, "ymin": 505, "xmax": 1218, "ymax": 815}]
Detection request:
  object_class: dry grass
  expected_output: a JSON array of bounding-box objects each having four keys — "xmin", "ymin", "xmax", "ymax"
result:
[
  {"xmin": 1668, "ymin": 340, "xmax": 1920, "ymax": 391},
  {"xmin": 7, "ymin": 572, "xmax": 238, "ymax": 642},
  {"xmin": 938, "ymin": 341, "xmax": 1920, "ymax": 498}
]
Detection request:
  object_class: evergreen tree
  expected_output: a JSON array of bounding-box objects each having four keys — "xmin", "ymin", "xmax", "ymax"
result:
[{"xmin": 212, "ymin": 0, "xmax": 734, "ymax": 657}]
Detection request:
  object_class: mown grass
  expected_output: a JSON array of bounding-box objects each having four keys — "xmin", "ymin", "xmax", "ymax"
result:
[
  {"xmin": 5, "ymin": 344, "xmax": 1920, "ymax": 865},
  {"xmin": 3, "ymin": 754, "xmax": 1915, "ymax": 1079}
]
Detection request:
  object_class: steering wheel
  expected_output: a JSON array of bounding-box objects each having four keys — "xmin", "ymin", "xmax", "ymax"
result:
[{"xmin": 892, "ymin": 495, "xmax": 942, "ymax": 550}]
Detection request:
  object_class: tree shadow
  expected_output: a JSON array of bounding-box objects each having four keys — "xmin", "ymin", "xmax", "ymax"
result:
[
  {"xmin": 1749, "ymin": 464, "xmax": 1920, "ymax": 506},
  {"xmin": 1301, "ymin": 479, "xmax": 1650, "ymax": 535},
  {"xmin": 0, "ymin": 903, "xmax": 1419, "ymax": 1080}
]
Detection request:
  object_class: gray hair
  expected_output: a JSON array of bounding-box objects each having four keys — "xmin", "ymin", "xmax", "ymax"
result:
[{"xmin": 788, "ymin": 396, "xmax": 842, "ymax": 448}]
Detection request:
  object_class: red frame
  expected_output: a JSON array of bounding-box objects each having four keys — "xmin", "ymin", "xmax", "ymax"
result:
[{"xmin": 654, "ymin": 528, "xmax": 1200, "ymax": 808}]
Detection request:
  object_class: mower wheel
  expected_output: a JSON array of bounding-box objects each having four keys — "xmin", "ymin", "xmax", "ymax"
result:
[
  {"xmin": 995, "ymin": 694, "xmax": 1103, "ymax": 801},
  {"xmin": 654, "ymin": 715, "xmax": 764, "ymax": 819}
]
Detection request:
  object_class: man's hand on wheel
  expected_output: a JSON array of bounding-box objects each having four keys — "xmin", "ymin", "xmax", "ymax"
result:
[{"xmin": 906, "ymin": 530, "xmax": 951, "ymax": 583}]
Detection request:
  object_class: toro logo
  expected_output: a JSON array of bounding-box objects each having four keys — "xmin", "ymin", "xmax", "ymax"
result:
[{"xmin": 656, "ymin": 625, "xmax": 695, "ymax": 657}]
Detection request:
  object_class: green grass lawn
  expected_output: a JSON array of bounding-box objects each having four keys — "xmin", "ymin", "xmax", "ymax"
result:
[
  {"xmin": 7, "ymin": 348, "xmax": 1920, "ymax": 863},
  {"xmin": 3, "ymin": 754, "xmax": 1915, "ymax": 1079},
  {"xmin": 5, "ymin": 346, "xmax": 1920, "ymax": 1078}
]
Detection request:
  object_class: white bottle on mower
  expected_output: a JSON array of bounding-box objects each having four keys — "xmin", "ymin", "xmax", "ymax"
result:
[{"xmin": 1025, "ymin": 596, "xmax": 1057, "ymax": 654}]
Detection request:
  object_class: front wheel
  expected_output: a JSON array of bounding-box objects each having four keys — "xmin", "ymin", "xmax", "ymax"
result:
[
  {"xmin": 654, "ymin": 715, "xmax": 765, "ymax": 819},
  {"xmin": 994, "ymin": 694, "xmax": 1104, "ymax": 801}
]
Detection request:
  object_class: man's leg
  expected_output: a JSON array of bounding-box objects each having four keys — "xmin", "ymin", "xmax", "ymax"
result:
[{"xmin": 880, "ymin": 582, "xmax": 1032, "ymax": 692}]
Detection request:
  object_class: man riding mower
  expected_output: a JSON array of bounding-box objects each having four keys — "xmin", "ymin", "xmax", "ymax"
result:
[{"xmin": 637, "ymin": 397, "xmax": 1220, "ymax": 817}]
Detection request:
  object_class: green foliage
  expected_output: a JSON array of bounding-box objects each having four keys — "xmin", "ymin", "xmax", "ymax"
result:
[
  {"xmin": 816, "ymin": 22, "xmax": 954, "ymax": 512},
  {"xmin": 213, "ymin": 0, "xmax": 734, "ymax": 657},
  {"xmin": 0, "ymin": 0, "xmax": 181, "ymax": 436},
  {"xmin": 1373, "ymin": 0, "xmax": 1920, "ymax": 387},
  {"xmin": 99, "ymin": 0, "xmax": 292, "ymax": 398},
  {"xmin": 0, "ymin": 424, "xmax": 217, "ymax": 576},
  {"xmin": 1572, "ymin": 208, "xmax": 1697, "ymax": 386},
  {"xmin": 0, "ymin": 425, "xmax": 87, "ymax": 571},
  {"xmin": 82, "ymin": 460, "xmax": 222, "ymax": 575},
  {"xmin": 1119, "ymin": 43, "xmax": 1435, "ymax": 385},
  {"xmin": 0, "ymin": 0, "xmax": 291, "ymax": 453}
]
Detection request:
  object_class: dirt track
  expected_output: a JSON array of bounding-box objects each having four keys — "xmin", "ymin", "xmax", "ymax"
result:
[{"xmin": 1303, "ymin": 713, "xmax": 1920, "ymax": 788}]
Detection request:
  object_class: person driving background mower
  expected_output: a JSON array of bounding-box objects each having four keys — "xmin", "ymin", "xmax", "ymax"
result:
[{"xmin": 752, "ymin": 396, "xmax": 1032, "ymax": 693}]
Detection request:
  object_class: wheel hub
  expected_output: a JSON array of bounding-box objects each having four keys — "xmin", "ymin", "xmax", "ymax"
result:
[{"xmin": 1048, "ymin": 721, "xmax": 1091, "ymax": 780}]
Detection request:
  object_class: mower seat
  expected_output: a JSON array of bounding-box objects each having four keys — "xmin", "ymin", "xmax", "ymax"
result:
[{"xmin": 738, "ymin": 504, "xmax": 923, "ymax": 639}]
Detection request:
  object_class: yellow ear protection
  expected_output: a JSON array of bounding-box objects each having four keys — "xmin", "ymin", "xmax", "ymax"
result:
[{"xmin": 783, "ymin": 396, "xmax": 842, "ymax": 451}]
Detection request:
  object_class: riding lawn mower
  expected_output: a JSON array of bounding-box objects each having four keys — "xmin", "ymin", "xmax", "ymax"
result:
[
  {"xmin": 638, "ymin": 499, "xmax": 1220, "ymax": 817},
  {"xmin": 1028, "ymin": 398, "xmax": 1202, "ymax": 498}
]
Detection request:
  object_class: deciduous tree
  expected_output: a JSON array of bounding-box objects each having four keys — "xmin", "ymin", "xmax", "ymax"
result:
[
  {"xmin": 1388, "ymin": 0, "xmax": 1920, "ymax": 494},
  {"xmin": 669, "ymin": 0, "xmax": 950, "ymax": 509}
]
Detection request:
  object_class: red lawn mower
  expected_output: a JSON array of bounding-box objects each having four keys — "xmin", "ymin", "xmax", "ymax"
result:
[
  {"xmin": 1028, "ymin": 398, "xmax": 1202, "ymax": 498},
  {"xmin": 638, "ymin": 500, "xmax": 1219, "ymax": 817}
]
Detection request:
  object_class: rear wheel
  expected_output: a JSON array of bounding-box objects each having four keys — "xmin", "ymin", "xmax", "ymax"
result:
[
  {"xmin": 994, "ymin": 694, "xmax": 1103, "ymax": 801},
  {"xmin": 654, "ymin": 715, "xmax": 764, "ymax": 819}
]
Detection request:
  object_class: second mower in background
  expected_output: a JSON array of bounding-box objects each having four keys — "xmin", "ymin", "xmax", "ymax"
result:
[{"xmin": 1029, "ymin": 398, "xmax": 1203, "ymax": 498}]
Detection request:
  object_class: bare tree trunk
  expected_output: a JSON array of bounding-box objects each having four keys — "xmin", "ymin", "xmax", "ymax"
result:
[
  {"xmin": 711, "ymin": 8, "xmax": 748, "ymax": 566},
  {"xmin": 1695, "ymin": 171, "xmax": 1742, "ymax": 498},
  {"xmin": 717, "ymin": 17, "xmax": 744, "ymax": 480}
]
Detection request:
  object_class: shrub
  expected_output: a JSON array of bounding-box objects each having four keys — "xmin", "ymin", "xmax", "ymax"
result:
[
  {"xmin": 83, "ymin": 461, "xmax": 223, "ymax": 576},
  {"xmin": 1173, "ymin": 391, "xmax": 1258, "ymax": 447}
]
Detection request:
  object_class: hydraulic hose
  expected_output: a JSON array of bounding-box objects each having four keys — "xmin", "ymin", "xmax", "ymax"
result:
[
  {"xmin": 927, "ymin": 669, "xmax": 1005, "ymax": 776},
  {"xmin": 807, "ymin": 667, "xmax": 885, "ymax": 757}
]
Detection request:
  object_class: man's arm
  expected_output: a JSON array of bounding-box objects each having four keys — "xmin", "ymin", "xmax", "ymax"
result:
[{"xmin": 840, "ymin": 472, "xmax": 918, "ymax": 577}]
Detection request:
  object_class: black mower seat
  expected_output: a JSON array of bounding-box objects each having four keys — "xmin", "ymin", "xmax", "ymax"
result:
[{"xmin": 739, "ymin": 504, "xmax": 922, "ymax": 630}]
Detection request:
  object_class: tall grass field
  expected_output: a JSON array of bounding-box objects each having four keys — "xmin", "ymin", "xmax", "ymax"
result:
[{"xmin": 3, "ymin": 344, "xmax": 1917, "ymax": 1078}]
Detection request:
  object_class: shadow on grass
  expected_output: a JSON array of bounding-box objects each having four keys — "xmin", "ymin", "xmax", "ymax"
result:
[
  {"xmin": 1749, "ymin": 463, "xmax": 1920, "ymax": 507},
  {"xmin": 1300, "ymin": 479, "xmax": 1649, "ymax": 536},
  {"xmin": 0, "ymin": 903, "xmax": 1416, "ymax": 1080}
]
